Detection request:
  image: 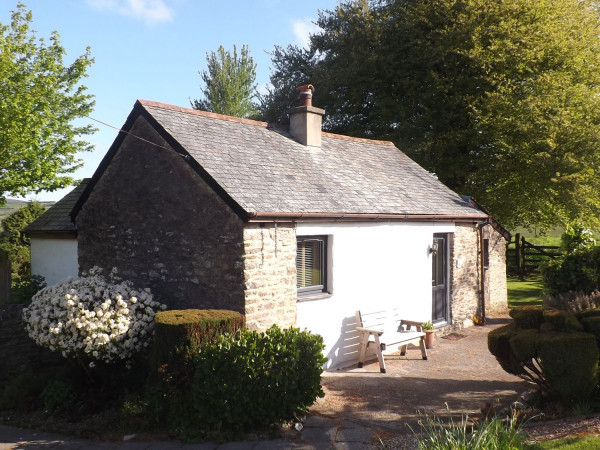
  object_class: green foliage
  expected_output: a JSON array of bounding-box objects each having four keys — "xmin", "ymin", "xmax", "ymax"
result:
[
  {"xmin": 413, "ymin": 408, "xmax": 526, "ymax": 450},
  {"xmin": 0, "ymin": 3, "xmax": 95, "ymax": 200},
  {"xmin": 421, "ymin": 321, "xmax": 434, "ymax": 330},
  {"xmin": 561, "ymin": 224, "xmax": 597, "ymax": 254},
  {"xmin": 509, "ymin": 305, "xmax": 545, "ymax": 329},
  {"xmin": 40, "ymin": 379, "xmax": 76, "ymax": 412},
  {"xmin": 0, "ymin": 372, "xmax": 45, "ymax": 411},
  {"xmin": 542, "ymin": 309, "xmax": 583, "ymax": 332},
  {"xmin": 537, "ymin": 332, "xmax": 598, "ymax": 402},
  {"xmin": 261, "ymin": 0, "xmax": 600, "ymax": 230},
  {"xmin": 542, "ymin": 247, "xmax": 600, "ymax": 295},
  {"xmin": 191, "ymin": 325, "xmax": 327, "ymax": 434},
  {"xmin": 490, "ymin": 306, "xmax": 599, "ymax": 403},
  {"xmin": 152, "ymin": 309, "xmax": 244, "ymax": 369},
  {"xmin": 0, "ymin": 201, "xmax": 46, "ymax": 291},
  {"xmin": 192, "ymin": 44, "xmax": 257, "ymax": 118}
]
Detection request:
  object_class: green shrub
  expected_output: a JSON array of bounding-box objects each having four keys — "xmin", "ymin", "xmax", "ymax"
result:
[
  {"xmin": 41, "ymin": 380, "xmax": 77, "ymax": 412},
  {"xmin": 509, "ymin": 305, "xmax": 544, "ymax": 329},
  {"xmin": 542, "ymin": 247, "xmax": 600, "ymax": 295},
  {"xmin": 0, "ymin": 373, "xmax": 45, "ymax": 411},
  {"xmin": 489, "ymin": 306, "xmax": 599, "ymax": 403},
  {"xmin": 191, "ymin": 325, "xmax": 327, "ymax": 434},
  {"xmin": 537, "ymin": 331, "xmax": 598, "ymax": 401},
  {"xmin": 542, "ymin": 308, "xmax": 582, "ymax": 332},
  {"xmin": 152, "ymin": 309, "xmax": 244, "ymax": 373}
]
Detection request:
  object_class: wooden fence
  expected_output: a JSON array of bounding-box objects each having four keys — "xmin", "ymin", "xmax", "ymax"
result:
[
  {"xmin": 0, "ymin": 250, "xmax": 10, "ymax": 304},
  {"xmin": 506, "ymin": 233, "xmax": 561, "ymax": 277}
]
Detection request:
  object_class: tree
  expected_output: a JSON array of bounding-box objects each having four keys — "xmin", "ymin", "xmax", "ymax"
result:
[
  {"xmin": 0, "ymin": 201, "xmax": 46, "ymax": 292},
  {"xmin": 260, "ymin": 0, "xmax": 600, "ymax": 231},
  {"xmin": 0, "ymin": 3, "xmax": 95, "ymax": 203},
  {"xmin": 192, "ymin": 44, "xmax": 258, "ymax": 118}
]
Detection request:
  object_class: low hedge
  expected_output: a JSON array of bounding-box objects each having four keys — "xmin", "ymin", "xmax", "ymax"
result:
[
  {"xmin": 489, "ymin": 306, "xmax": 599, "ymax": 403},
  {"xmin": 192, "ymin": 325, "xmax": 327, "ymax": 433}
]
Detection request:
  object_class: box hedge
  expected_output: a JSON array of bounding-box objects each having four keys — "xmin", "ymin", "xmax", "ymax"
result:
[{"xmin": 489, "ymin": 306, "xmax": 599, "ymax": 403}]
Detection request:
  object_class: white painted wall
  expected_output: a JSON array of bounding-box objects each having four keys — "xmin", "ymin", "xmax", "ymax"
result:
[
  {"xmin": 296, "ymin": 221, "xmax": 455, "ymax": 369},
  {"xmin": 30, "ymin": 237, "xmax": 78, "ymax": 286}
]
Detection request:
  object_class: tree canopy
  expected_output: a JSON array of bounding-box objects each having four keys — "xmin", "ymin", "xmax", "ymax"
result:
[
  {"xmin": 0, "ymin": 201, "xmax": 46, "ymax": 291},
  {"xmin": 260, "ymin": 0, "xmax": 600, "ymax": 231},
  {"xmin": 0, "ymin": 3, "xmax": 95, "ymax": 204},
  {"xmin": 192, "ymin": 44, "xmax": 258, "ymax": 118}
]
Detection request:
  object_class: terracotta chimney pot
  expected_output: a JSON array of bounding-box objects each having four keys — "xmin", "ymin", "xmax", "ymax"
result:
[{"xmin": 297, "ymin": 84, "xmax": 314, "ymax": 107}]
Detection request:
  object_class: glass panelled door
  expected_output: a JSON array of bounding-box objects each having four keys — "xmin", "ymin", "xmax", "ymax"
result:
[{"xmin": 432, "ymin": 234, "xmax": 448, "ymax": 324}]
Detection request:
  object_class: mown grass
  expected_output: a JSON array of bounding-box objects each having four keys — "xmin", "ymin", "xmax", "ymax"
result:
[
  {"xmin": 507, "ymin": 276, "xmax": 544, "ymax": 307},
  {"xmin": 526, "ymin": 435, "xmax": 600, "ymax": 449}
]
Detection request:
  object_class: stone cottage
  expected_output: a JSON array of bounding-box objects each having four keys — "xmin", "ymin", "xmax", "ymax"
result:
[{"xmin": 39, "ymin": 89, "xmax": 508, "ymax": 368}]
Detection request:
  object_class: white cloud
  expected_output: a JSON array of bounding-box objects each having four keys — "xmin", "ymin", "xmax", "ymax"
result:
[
  {"xmin": 292, "ymin": 18, "xmax": 320, "ymax": 49},
  {"xmin": 87, "ymin": 0, "xmax": 174, "ymax": 25}
]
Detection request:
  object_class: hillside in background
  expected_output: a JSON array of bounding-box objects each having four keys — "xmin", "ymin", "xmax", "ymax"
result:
[{"xmin": 0, "ymin": 199, "xmax": 55, "ymax": 221}]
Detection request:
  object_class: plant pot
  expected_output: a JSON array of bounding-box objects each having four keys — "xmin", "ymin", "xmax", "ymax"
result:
[{"xmin": 424, "ymin": 329, "xmax": 435, "ymax": 349}]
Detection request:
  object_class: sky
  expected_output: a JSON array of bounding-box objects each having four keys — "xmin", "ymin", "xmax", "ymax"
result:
[{"xmin": 2, "ymin": 0, "xmax": 340, "ymax": 202}]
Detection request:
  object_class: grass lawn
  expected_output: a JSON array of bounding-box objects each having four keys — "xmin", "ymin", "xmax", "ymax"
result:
[
  {"xmin": 507, "ymin": 276, "xmax": 544, "ymax": 307},
  {"xmin": 527, "ymin": 435, "xmax": 600, "ymax": 449}
]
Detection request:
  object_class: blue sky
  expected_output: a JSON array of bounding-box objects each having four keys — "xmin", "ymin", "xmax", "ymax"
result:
[{"xmin": 3, "ymin": 0, "xmax": 339, "ymax": 201}]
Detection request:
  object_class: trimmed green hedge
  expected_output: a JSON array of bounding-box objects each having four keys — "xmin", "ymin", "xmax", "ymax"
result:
[
  {"xmin": 192, "ymin": 325, "xmax": 327, "ymax": 433},
  {"xmin": 489, "ymin": 306, "xmax": 599, "ymax": 403}
]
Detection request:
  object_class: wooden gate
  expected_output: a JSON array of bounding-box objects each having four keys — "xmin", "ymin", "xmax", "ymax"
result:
[
  {"xmin": 507, "ymin": 233, "xmax": 560, "ymax": 277},
  {"xmin": 0, "ymin": 250, "xmax": 10, "ymax": 304}
]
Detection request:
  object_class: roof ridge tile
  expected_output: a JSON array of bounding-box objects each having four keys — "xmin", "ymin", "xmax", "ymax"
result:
[{"xmin": 138, "ymin": 99, "xmax": 269, "ymax": 128}]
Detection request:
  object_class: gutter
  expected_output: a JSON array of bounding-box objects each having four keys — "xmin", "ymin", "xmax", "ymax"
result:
[
  {"xmin": 246, "ymin": 211, "xmax": 488, "ymax": 223},
  {"xmin": 476, "ymin": 220, "xmax": 490, "ymax": 325}
]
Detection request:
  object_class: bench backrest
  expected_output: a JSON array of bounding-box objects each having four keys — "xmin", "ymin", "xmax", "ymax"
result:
[{"xmin": 355, "ymin": 308, "xmax": 407, "ymax": 333}]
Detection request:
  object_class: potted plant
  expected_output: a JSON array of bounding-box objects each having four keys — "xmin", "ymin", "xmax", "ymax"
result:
[{"xmin": 422, "ymin": 321, "xmax": 435, "ymax": 349}]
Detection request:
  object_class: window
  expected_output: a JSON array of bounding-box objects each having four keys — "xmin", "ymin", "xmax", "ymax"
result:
[
  {"xmin": 296, "ymin": 236, "xmax": 328, "ymax": 295},
  {"xmin": 483, "ymin": 238, "xmax": 490, "ymax": 269}
]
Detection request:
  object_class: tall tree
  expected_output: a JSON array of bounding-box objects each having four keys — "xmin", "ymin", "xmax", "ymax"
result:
[
  {"xmin": 192, "ymin": 44, "xmax": 258, "ymax": 118},
  {"xmin": 0, "ymin": 201, "xmax": 46, "ymax": 290},
  {"xmin": 261, "ymin": 0, "xmax": 600, "ymax": 231},
  {"xmin": 0, "ymin": 3, "xmax": 95, "ymax": 204}
]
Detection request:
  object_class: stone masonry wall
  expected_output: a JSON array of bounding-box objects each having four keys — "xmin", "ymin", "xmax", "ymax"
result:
[
  {"xmin": 243, "ymin": 224, "xmax": 297, "ymax": 331},
  {"xmin": 77, "ymin": 116, "xmax": 246, "ymax": 312},
  {"xmin": 450, "ymin": 224, "xmax": 481, "ymax": 328},
  {"xmin": 450, "ymin": 223, "xmax": 508, "ymax": 330},
  {"xmin": 484, "ymin": 225, "xmax": 508, "ymax": 314}
]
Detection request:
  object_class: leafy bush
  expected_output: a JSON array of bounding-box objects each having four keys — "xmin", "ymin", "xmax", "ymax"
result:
[
  {"xmin": 9, "ymin": 274, "xmax": 46, "ymax": 305},
  {"xmin": 560, "ymin": 224, "xmax": 596, "ymax": 254},
  {"xmin": 152, "ymin": 309, "xmax": 244, "ymax": 374},
  {"xmin": 489, "ymin": 306, "xmax": 599, "ymax": 402},
  {"xmin": 191, "ymin": 325, "xmax": 327, "ymax": 434},
  {"xmin": 542, "ymin": 247, "xmax": 600, "ymax": 295},
  {"xmin": 22, "ymin": 267, "xmax": 166, "ymax": 367}
]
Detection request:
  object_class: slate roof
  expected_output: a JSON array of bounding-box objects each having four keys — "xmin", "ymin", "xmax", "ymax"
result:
[
  {"xmin": 25, "ymin": 179, "xmax": 90, "ymax": 234},
  {"xmin": 135, "ymin": 100, "xmax": 486, "ymax": 220}
]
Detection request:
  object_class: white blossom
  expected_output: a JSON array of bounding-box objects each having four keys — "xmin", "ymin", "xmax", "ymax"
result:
[{"xmin": 22, "ymin": 266, "xmax": 166, "ymax": 367}]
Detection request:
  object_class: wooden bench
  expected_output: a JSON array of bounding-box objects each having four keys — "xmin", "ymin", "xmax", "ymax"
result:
[{"xmin": 355, "ymin": 309, "xmax": 428, "ymax": 373}]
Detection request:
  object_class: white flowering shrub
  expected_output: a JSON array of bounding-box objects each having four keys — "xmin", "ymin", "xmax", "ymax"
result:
[{"xmin": 22, "ymin": 267, "xmax": 166, "ymax": 367}]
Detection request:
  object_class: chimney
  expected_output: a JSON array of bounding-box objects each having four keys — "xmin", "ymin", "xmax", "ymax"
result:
[{"xmin": 288, "ymin": 84, "xmax": 325, "ymax": 147}]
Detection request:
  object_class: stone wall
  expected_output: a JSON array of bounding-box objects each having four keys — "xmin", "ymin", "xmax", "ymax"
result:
[
  {"xmin": 484, "ymin": 225, "xmax": 508, "ymax": 314},
  {"xmin": 449, "ymin": 223, "xmax": 508, "ymax": 330},
  {"xmin": 77, "ymin": 116, "xmax": 246, "ymax": 312},
  {"xmin": 0, "ymin": 304, "xmax": 63, "ymax": 385},
  {"xmin": 243, "ymin": 224, "xmax": 297, "ymax": 331},
  {"xmin": 450, "ymin": 224, "xmax": 481, "ymax": 328}
]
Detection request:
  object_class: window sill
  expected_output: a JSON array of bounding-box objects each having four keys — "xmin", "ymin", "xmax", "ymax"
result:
[{"xmin": 297, "ymin": 292, "xmax": 332, "ymax": 302}]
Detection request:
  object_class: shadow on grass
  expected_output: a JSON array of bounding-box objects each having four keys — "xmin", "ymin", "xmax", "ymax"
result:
[{"xmin": 508, "ymin": 277, "xmax": 543, "ymax": 307}]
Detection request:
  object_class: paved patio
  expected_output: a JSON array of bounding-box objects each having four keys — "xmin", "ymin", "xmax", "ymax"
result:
[{"xmin": 0, "ymin": 315, "xmax": 527, "ymax": 449}]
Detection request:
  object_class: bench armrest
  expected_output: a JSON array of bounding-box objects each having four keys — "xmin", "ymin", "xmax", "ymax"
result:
[
  {"xmin": 356, "ymin": 326, "xmax": 384, "ymax": 336},
  {"xmin": 400, "ymin": 320, "xmax": 423, "ymax": 332}
]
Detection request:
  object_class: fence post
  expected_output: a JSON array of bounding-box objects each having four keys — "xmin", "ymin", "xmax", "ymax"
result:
[
  {"xmin": 0, "ymin": 250, "xmax": 10, "ymax": 304},
  {"xmin": 520, "ymin": 236, "xmax": 527, "ymax": 277},
  {"xmin": 514, "ymin": 233, "xmax": 521, "ymax": 278}
]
